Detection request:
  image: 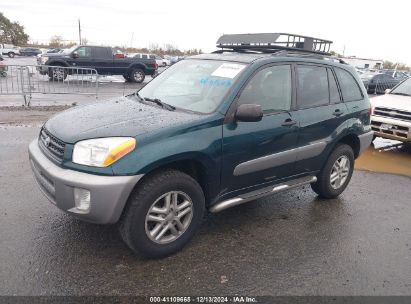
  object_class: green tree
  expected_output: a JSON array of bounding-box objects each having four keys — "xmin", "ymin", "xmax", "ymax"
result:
[{"xmin": 0, "ymin": 12, "xmax": 29, "ymax": 45}]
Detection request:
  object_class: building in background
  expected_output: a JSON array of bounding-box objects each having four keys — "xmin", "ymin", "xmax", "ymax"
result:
[{"xmin": 341, "ymin": 56, "xmax": 383, "ymax": 70}]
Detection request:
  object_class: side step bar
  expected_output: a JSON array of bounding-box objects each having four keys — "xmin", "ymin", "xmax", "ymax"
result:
[{"xmin": 210, "ymin": 176, "xmax": 317, "ymax": 213}]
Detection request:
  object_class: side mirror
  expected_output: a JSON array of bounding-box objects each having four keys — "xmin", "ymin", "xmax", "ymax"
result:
[
  {"xmin": 385, "ymin": 89, "xmax": 391, "ymax": 94},
  {"xmin": 235, "ymin": 104, "xmax": 263, "ymax": 122},
  {"xmin": 72, "ymin": 51, "xmax": 79, "ymax": 59}
]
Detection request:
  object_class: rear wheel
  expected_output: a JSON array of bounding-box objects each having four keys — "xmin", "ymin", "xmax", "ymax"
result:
[
  {"xmin": 119, "ymin": 170, "xmax": 205, "ymax": 258},
  {"xmin": 130, "ymin": 68, "xmax": 145, "ymax": 83},
  {"xmin": 311, "ymin": 144, "xmax": 354, "ymax": 199},
  {"xmin": 8, "ymin": 52, "xmax": 15, "ymax": 58}
]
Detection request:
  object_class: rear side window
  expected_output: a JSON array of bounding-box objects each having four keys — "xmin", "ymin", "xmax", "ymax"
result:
[
  {"xmin": 297, "ymin": 65, "xmax": 329, "ymax": 108},
  {"xmin": 335, "ymin": 68, "xmax": 363, "ymax": 102},
  {"xmin": 94, "ymin": 47, "xmax": 109, "ymax": 58},
  {"xmin": 328, "ymin": 68, "xmax": 341, "ymax": 104},
  {"xmin": 142, "ymin": 54, "xmax": 148, "ymax": 59}
]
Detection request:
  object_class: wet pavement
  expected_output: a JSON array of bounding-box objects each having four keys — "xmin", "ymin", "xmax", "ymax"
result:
[
  {"xmin": 0, "ymin": 109, "xmax": 410, "ymax": 296},
  {"xmin": 356, "ymin": 138, "xmax": 411, "ymax": 178}
]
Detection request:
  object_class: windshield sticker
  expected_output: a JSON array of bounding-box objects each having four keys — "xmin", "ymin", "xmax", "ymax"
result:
[
  {"xmin": 199, "ymin": 78, "xmax": 232, "ymax": 87},
  {"xmin": 211, "ymin": 63, "xmax": 245, "ymax": 79}
]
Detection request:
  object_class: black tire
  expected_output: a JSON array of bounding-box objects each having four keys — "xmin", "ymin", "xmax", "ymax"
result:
[
  {"xmin": 119, "ymin": 170, "xmax": 205, "ymax": 258},
  {"xmin": 130, "ymin": 68, "xmax": 145, "ymax": 83},
  {"xmin": 162, "ymin": 62, "xmax": 167, "ymax": 67},
  {"xmin": 48, "ymin": 66, "xmax": 67, "ymax": 81},
  {"xmin": 311, "ymin": 144, "xmax": 354, "ymax": 199},
  {"xmin": 8, "ymin": 52, "xmax": 15, "ymax": 58}
]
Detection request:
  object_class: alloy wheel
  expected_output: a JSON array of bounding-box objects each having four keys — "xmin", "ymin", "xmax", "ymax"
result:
[
  {"xmin": 145, "ymin": 191, "xmax": 193, "ymax": 244},
  {"xmin": 330, "ymin": 155, "xmax": 350, "ymax": 189}
]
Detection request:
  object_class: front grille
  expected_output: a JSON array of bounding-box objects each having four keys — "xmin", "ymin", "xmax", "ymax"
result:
[
  {"xmin": 374, "ymin": 107, "xmax": 411, "ymax": 122},
  {"xmin": 38, "ymin": 128, "xmax": 65, "ymax": 163}
]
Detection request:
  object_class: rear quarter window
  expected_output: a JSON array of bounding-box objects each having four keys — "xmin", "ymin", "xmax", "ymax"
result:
[{"xmin": 335, "ymin": 68, "xmax": 363, "ymax": 102}]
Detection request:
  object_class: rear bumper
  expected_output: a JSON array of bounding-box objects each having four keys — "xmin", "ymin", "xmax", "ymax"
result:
[
  {"xmin": 358, "ymin": 131, "xmax": 374, "ymax": 154},
  {"xmin": 371, "ymin": 116, "xmax": 411, "ymax": 142},
  {"xmin": 28, "ymin": 140, "xmax": 143, "ymax": 224}
]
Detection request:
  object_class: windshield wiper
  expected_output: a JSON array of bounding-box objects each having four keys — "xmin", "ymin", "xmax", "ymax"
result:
[
  {"xmin": 131, "ymin": 92, "xmax": 175, "ymax": 111},
  {"xmin": 391, "ymin": 92, "xmax": 411, "ymax": 97},
  {"xmin": 142, "ymin": 97, "xmax": 175, "ymax": 111}
]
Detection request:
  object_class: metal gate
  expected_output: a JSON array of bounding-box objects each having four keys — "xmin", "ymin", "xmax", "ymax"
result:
[{"xmin": 0, "ymin": 65, "xmax": 99, "ymax": 105}]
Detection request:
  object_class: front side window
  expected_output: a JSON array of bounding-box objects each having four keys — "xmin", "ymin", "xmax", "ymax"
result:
[
  {"xmin": 142, "ymin": 54, "xmax": 148, "ymax": 59},
  {"xmin": 76, "ymin": 47, "xmax": 91, "ymax": 58},
  {"xmin": 297, "ymin": 65, "xmax": 329, "ymax": 108},
  {"xmin": 335, "ymin": 68, "xmax": 363, "ymax": 102},
  {"xmin": 138, "ymin": 59, "xmax": 246, "ymax": 113},
  {"xmin": 238, "ymin": 65, "xmax": 292, "ymax": 112}
]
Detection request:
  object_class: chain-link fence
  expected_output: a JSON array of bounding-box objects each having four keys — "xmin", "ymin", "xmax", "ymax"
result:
[{"xmin": 0, "ymin": 64, "xmax": 99, "ymax": 105}]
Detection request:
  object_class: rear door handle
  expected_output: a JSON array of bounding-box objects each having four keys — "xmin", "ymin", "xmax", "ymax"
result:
[
  {"xmin": 282, "ymin": 118, "xmax": 297, "ymax": 126},
  {"xmin": 333, "ymin": 109, "xmax": 344, "ymax": 117}
]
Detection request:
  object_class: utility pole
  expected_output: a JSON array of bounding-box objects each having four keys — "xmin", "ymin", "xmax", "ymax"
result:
[
  {"xmin": 342, "ymin": 44, "xmax": 346, "ymax": 57},
  {"xmin": 78, "ymin": 19, "xmax": 82, "ymax": 45}
]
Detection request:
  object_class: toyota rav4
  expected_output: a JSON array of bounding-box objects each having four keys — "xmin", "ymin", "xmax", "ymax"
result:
[{"xmin": 28, "ymin": 33, "xmax": 373, "ymax": 258}]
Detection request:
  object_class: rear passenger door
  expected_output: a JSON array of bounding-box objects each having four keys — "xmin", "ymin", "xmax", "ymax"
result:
[
  {"xmin": 293, "ymin": 64, "xmax": 348, "ymax": 174},
  {"xmin": 221, "ymin": 64, "xmax": 300, "ymax": 195},
  {"xmin": 92, "ymin": 47, "xmax": 113, "ymax": 75}
]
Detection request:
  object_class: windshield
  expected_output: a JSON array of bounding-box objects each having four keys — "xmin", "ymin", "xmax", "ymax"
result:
[
  {"xmin": 137, "ymin": 59, "xmax": 246, "ymax": 113},
  {"xmin": 391, "ymin": 78, "xmax": 411, "ymax": 96},
  {"xmin": 65, "ymin": 45, "xmax": 79, "ymax": 54}
]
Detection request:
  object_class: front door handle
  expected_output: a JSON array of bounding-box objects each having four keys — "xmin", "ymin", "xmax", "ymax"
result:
[
  {"xmin": 282, "ymin": 118, "xmax": 297, "ymax": 127},
  {"xmin": 333, "ymin": 109, "xmax": 344, "ymax": 117}
]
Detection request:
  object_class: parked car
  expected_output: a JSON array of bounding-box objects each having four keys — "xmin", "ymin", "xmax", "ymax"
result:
[
  {"xmin": 370, "ymin": 77, "xmax": 411, "ymax": 143},
  {"xmin": 19, "ymin": 48, "xmax": 42, "ymax": 56},
  {"xmin": 0, "ymin": 44, "xmax": 20, "ymax": 58},
  {"xmin": 361, "ymin": 72, "xmax": 401, "ymax": 94},
  {"xmin": 381, "ymin": 69, "xmax": 409, "ymax": 80},
  {"xmin": 37, "ymin": 45, "xmax": 158, "ymax": 83},
  {"xmin": 28, "ymin": 33, "xmax": 373, "ymax": 258},
  {"xmin": 127, "ymin": 53, "xmax": 169, "ymax": 67},
  {"xmin": 46, "ymin": 48, "xmax": 62, "ymax": 54}
]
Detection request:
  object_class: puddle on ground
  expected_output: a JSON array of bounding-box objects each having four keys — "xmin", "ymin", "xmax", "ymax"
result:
[{"xmin": 355, "ymin": 137, "xmax": 411, "ymax": 178}]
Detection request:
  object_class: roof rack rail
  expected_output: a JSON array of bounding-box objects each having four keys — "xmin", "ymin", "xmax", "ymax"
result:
[{"xmin": 216, "ymin": 33, "xmax": 332, "ymax": 55}]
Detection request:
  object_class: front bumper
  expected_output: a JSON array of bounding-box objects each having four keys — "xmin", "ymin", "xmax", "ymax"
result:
[
  {"xmin": 371, "ymin": 116, "xmax": 411, "ymax": 142},
  {"xmin": 28, "ymin": 140, "xmax": 143, "ymax": 224}
]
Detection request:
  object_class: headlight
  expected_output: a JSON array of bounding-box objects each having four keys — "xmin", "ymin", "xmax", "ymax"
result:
[
  {"xmin": 72, "ymin": 137, "xmax": 136, "ymax": 167},
  {"xmin": 41, "ymin": 56, "xmax": 49, "ymax": 64}
]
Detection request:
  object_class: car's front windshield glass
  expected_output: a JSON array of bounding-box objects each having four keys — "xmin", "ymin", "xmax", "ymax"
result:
[
  {"xmin": 391, "ymin": 78, "xmax": 411, "ymax": 96},
  {"xmin": 137, "ymin": 59, "xmax": 246, "ymax": 113},
  {"xmin": 65, "ymin": 45, "xmax": 78, "ymax": 54}
]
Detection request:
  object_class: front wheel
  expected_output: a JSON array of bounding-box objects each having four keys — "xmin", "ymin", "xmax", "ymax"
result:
[
  {"xmin": 48, "ymin": 67, "xmax": 67, "ymax": 81},
  {"xmin": 8, "ymin": 52, "xmax": 15, "ymax": 58},
  {"xmin": 119, "ymin": 170, "xmax": 205, "ymax": 258},
  {"xmin": 311, "ymin": 144, "xmax": 354, "ymax": 199}
]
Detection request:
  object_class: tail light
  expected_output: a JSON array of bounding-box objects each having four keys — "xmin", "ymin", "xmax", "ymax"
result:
[
  {"xmin": 370, "ymin": 102, "xmax": 373, "ymax": 115},
  {"xmin": 154, "ymin": 63, "xmax": 158, "ymax": 70}
]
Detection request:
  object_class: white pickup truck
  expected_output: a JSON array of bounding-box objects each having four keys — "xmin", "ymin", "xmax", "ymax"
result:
[{"xmin": 0, "ymin": 44, "xmax": 20, "ymax": 58}]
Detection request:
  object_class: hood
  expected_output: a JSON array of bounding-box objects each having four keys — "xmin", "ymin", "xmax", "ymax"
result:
[
  {"xmin": 44, "ymin": 96, "xmax": 201, "ymax": 143},
  {"xmin": 371, "ymin": 94, "xmax": 411, "ymax": 112}
]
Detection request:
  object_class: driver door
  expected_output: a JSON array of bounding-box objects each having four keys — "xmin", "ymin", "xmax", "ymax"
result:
[{"xmin": 221, "ymin": 64, "xmax": 300, "ymax": 196}]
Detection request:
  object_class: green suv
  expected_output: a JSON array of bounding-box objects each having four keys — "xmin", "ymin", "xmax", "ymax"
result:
[{"xmin": 28, "ymin": 34, "xmax": 373, "ymax": 258}]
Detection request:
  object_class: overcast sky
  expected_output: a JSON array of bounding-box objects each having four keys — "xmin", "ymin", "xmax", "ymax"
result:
[{"xmin": 2, "ymin": 0, "xmax": 410, "ymax": 65}]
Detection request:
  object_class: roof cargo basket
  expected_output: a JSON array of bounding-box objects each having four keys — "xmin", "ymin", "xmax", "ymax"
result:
[{"xmin": 216, "ymin": 33, "xmax": 332, "ymax": 55}]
